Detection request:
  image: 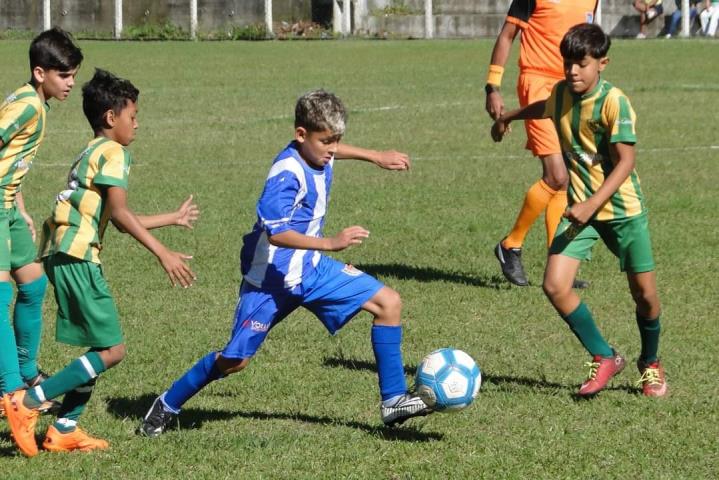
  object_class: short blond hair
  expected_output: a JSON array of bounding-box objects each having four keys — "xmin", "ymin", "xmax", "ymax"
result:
[{"xmin": 294, "ymin": 89, "xmax": 346, "ymax": 135}]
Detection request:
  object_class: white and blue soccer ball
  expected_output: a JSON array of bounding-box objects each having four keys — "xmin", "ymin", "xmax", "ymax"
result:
[{"xmin": 415, "ymin": 348, "xmax": 481, "ymax": 412}]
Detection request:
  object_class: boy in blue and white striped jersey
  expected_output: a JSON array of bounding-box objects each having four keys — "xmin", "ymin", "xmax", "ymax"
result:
[{"xmin": 140, "ymin": 89, "xmax": 432, "ymax": 437}]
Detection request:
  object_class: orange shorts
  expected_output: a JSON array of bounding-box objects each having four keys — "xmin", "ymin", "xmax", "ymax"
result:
[{"xmin": 517, "ymin": 72, "xmax": 562, "ymax": 157}]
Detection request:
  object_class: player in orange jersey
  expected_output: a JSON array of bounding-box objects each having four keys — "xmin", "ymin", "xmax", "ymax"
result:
[{"xmin": 485, "ymin": 0, "xmax": 597, "ymax": 288}]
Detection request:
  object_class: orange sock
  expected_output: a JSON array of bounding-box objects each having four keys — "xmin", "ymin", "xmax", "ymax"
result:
[
  {"xmin": 545, "ymin": 190, "xmax": 568, "ymax": 248},
  {"xmin": 503, "ymin": 180, "xmax": 555, "ymax": 249}
]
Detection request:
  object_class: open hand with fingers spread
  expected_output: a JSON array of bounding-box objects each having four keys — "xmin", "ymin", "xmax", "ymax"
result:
[
  {"xmin": 175, "ymin": 194, "xmax": 200, "ymax": 229},
  {"xmin": 327, "ymin": 226, "xmax": 370, "ymax": 252},
  {"xmin": 158, "ymin": 249, "xmax": 196, "ymax": 288}
]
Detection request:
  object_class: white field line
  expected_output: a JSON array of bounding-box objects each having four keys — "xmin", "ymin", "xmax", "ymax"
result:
[
  {"xmin": 36, "ymin": 144, "xmax": 719, "ymax": 168},
  {"xmin": 413, "ymin": 145, "xmax": 719, "ymax": 161},
  {"xmin": 36, "ymin": 101, "xmax": 718, "ymax": 166}
]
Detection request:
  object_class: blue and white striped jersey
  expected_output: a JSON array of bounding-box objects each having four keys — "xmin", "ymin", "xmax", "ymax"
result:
[{"xmin": 241, "ymin": 141, "xmax": 333, "ymax": 290}]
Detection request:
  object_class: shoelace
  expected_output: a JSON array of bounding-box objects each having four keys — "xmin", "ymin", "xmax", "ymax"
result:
[
  {"xmin": 636, "ymin": 367, "xmax": 661, "ymax": 386},
  {"xmin": 583, "ymin": 361, "xmax": 600, "ymax": 380}
]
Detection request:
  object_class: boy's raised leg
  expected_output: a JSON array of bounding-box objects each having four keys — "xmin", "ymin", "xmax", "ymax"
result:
[
  {"xmin": 544, "ymin": 254, "xmax": 623, "ymax": 396},
  {"xmin": 364, "ymin": 287, "xmax": 432, "ymax": 426},
  {"xmin": 140, "ymin": 351, "xmax": 224, "ymax": 437},
  {"xmin": 5, "ymin": 350, "xmax": 108, "ymax": 456},
  {"xmin": 41, "ymin": 378, "xmax": 108, "ymax": 452}
]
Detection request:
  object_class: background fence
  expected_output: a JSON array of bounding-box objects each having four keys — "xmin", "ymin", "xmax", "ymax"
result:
[{"xmin": 0, "ymin": 0, "xmax": 697, "ymax": 39}]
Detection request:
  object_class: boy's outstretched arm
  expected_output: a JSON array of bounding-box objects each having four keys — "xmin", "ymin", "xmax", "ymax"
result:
[
  {"xmin": 491, "ymin": 100, "xmax": 548, "ymax": 142},
  {"xmin": 335, "ymin": 144, "xmax": 410, "ymax": 171},
  {"xmin": 269, "ymin": 226, "xmax": 369, "ymax": 252},
  {"xmin": 564, "ymin": 142, "xmax": 636, "ymax": 225},
  {"xmin": 135, "ymin": 195, "xmax": 199, "ymax": 230},
  {"xmin": 106, "ymin": 186, "xmax": 195, "ymax": 287}
]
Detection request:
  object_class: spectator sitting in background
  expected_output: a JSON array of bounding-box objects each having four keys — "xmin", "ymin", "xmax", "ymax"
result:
[
  {"xmin": 666, "ymin": 0, "xmax": 700, "ymax": 37},
  {"xmin": 700, "ymin": 0, "xmax": 719, "ymax": 36},
  {"xmin": 634, "ymin": 0, "xmax": 664, "ymax": 38}
]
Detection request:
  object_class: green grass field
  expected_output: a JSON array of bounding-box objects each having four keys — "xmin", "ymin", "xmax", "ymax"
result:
[{"xmin": 0, "ymin": 38, "xmax": 717, "ymax": 478}]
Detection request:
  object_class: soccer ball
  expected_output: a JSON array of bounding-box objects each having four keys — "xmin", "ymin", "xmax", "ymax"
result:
[{"xmin": 415, "ymin": 348, "xmax": 481, "ymax": 412}]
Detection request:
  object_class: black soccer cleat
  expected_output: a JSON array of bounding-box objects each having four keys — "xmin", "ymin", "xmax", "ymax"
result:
[
  {"xmin": 25, "ymin": 370, "xmax": 61, "ymax": 415},
  {"xmin": 494, "ymin": 241, "xmax": 529, "ymax": 286},
  {"xmin": 139, "ymin": 396, "xmax": 177, "ymax": 438},
  {"xmin": 572, "ymin": 278, "xmax": 590, "ymax": 289},
  {"xmin": 380, "ymin": 393, "xmax": 433, "ymax": 427}
]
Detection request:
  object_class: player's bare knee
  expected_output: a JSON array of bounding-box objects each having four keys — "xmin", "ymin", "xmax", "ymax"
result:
[
  {"xmin": 633, "ymin": 290, "xmax": 659, "ymax": 315},
  {"xmin": 100, "ymin": 343, "xmax": 126, "ymax": 369},
  {"xmin": 542, "ymin": 278, "xmax": 566, "ymax": 302},
  {"xmin": 217, "ymin": 355, "xmax": 250, "ymax": 375},
  {"xmin": 380, "ymin": 288, "xmax": 403, "ymax": 324}
]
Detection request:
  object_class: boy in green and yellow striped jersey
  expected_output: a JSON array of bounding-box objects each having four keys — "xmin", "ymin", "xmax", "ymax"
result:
[
  {"xmin": 491, "ymin": 23, "xmax": 667, "ymax": 398},
  {"xmin": 0, "ymin": 28, "xmax": 82, "ymax": 407},
  {"xmin": 3, "ymin": 69, "xmax": 197, "ymax": 457}
]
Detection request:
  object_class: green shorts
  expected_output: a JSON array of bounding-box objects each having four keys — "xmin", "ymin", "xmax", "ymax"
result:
[
  {"xmin": 0, "ymin": 207, "xmax": 38, "ymax": 271},
  {"xmin": 43, "ymin": 253, "xmax": 123, "ymax": 348},
  {"xmin": 549, "ymin": 212, "xmax": 655, "ymax": 273}
]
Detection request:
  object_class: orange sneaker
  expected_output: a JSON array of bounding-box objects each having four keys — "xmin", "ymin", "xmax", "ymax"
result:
[
  {"xmin": 2, "ymin": 390, "xmax": 40, "ymax": 457},
  {"xmin": 577, "ymin": 350, "xmax": 626, "ymax": 397},
  {"xmin": 42, "ymin": 425, "xmax": 109, "ymax": 452},
  {"xmin": 0, "ymin": 399, "xmax": 60, "ymax": 417},
  {"xmin": 636, "ymin": 359, "xmax": 668, "ymax": 397}
]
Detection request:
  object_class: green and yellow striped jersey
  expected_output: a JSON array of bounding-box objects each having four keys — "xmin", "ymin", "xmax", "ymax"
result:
[
  {"xmin": 0, "ymin": 84, "xmax": 48, "ymax": 208},
  {"xmin": 544, "ymin": 78, "xmax": 644, "ymax": 221},
  {"xmin": 41, "ymin": 136, "xmax": 131, "ymax": 263}
]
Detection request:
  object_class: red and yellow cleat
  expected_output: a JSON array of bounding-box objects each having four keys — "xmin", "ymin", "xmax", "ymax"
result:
[
  {"xmin": 2, "ymin": 390, "xmax": 40, "ymax": 457},
  {"xmin": 636, "ymin": 360, "xmax": 668, "ymax": 397},
  {"xmin": 578, "ymin": 351, "xmax": 626, "ymax": 397},
  {"xmin": 43, "ymin": 425, "xmax": 109, "ymax": 452}
]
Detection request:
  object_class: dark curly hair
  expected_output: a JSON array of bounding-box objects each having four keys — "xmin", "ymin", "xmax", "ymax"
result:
[{"xmin": 82, "ymin": 69, "xmax": 139, "ymax": 133}]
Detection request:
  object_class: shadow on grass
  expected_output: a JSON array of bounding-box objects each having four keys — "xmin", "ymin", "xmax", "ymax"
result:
[
  {"xmin": 322, "ymin": 356, "xmax": 417, "ymax": 376},
  {"xmin": 107, "ymin": 394, "xmax": 442, "ymax": 442},
  {"xmin": 485, "ymin": 372, "xmax": 638, "ymax": 397},
  {"xmin": 0, "ymin": 432, "xmax": 24, "ymax": 457},
  {"xmin": 358, "ymin": 263, "xmax": 509, "ymax": 289},
  {"xmin": 320, "ymin": 361, "xmax": 639, "ymax": 398}
]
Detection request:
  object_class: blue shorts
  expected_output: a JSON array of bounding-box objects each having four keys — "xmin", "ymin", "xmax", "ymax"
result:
[{"xmin": 221, "ymin": 256, "xmax": 383, "ymax": 359}]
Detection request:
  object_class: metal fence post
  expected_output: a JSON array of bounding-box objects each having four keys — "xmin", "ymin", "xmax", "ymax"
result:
[
  {"xmin": 190, "ymin": 0, "xmax": 198, "ymax": 40},
  {"xmin": 43, "ymin": 0, "xmax": 51, "ymax": 30},
  {"xmin": 265, "ymin": 0, "xmax": 273, "ymax": 37},
  {"xmin": 333, "ymin": 0, "xmax": 342, "ymax": 35},
  {"xmin": 425, "ymin": 0, "xmax": 433, "ymax": 39},
  {"xmin": 681, "ymin": 0, "xmax": 690, "ymax": 37},
  {"xmin": 114, "ymin": 0, "xmax": 122, "ymax": 39},
  {"xmin": 343, "ymin": 0, "xmax": 351, "ymax": 35}
]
